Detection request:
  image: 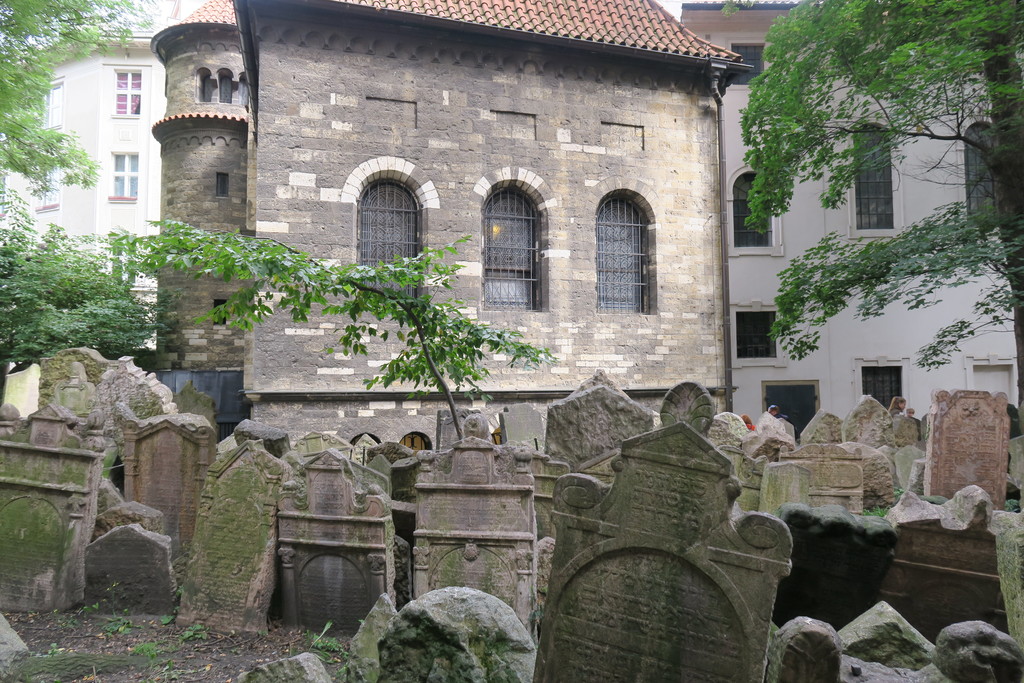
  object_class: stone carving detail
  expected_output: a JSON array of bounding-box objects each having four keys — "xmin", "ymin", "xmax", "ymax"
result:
[
  {"xmin": 535, "ymin": 419, "xmax": 792, "ymax": 682},
  {"xmin": 779, "ymin": 444, "xmax": 866, "ymax": 513},
  {"xmin": 659, "ymin": 380, "xmax": 714, "ymax": 435}
]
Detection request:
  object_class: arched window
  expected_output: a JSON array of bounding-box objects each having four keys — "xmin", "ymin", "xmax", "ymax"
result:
[
  {"xmin": 218, "ymin": 69, "xmax": 234, "ymax": 104},
  {"xmin": 197, "ymin": 68, "xmax": 214, "ymax": 103},
  {"xmin": 596, "ymin": 196, "xmax": 649, "ymax": 312},
  {"xmin": 733, "ymin": 173, "xmax": 770, "ymax": 247},
  {"xmin": 237, "ymin": 74, "xmax": 248, "ymax": 106},
  {"xmin": 965, "ymin": 124, "xmax": 993, "ymax": 214},
  {"xmin": 399, "ymin": 432, "xmax": 431, "ymax": 451},
  {"xmin": 855, "ymin": 131, "xmax": 894, "ymax": 230},
  {"xmin": 358, "ymin": 181, "xmax": 419, "ymax": 265},
  {"xmin": 482, "ymin": 188, "xmax": 539, "ymax": 310}
]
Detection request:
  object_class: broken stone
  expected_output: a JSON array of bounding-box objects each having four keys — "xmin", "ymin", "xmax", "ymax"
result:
[
  {"xmin": 92, "ymin": 500, "xmax": 164, "ymax": 541},
  {"xmin": 932, "ymin": 621, "xmax": 1024, "ymax": 683},
  {"xmin": 346, "ymin": 594, "xmax": 398, "ymax": 683},
  {"xmin": 237, "ymin": 652, "xmax": 332, "ymax": 683},
  {"xmin": 838, "ymin": 601, "xmax": 934, "ymax": 670}
]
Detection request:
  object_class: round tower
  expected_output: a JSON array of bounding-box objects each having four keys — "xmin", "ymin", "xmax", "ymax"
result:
[{"xmin": 152, "ymin": 0, "xmax": 248, "ymax": 372}]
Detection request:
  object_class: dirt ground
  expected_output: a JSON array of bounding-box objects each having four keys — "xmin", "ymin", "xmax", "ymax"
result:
[{"xmin": 5, "ymin": 609, "xmax": 350, "ymax": 682}]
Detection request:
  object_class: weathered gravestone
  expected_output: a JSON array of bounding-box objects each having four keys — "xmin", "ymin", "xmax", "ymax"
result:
[
  {"xmin": 499, "ymin": 403, "xmax": 546, "ymax": 449},
  {"xmin": 52, "ymin": 361, "xmax": 97, "ymax": 417},
  {"xmin": 366, "ymin": 441, "xmax": 415, "ymax": 465},
  {"xmin": 38, "ymin": 348, "xmax": 113, "ymax": 408},
  {"xmin": 234, "ymin": 419, "xmax": 290, "ymax": 458},
  {"xmin": 773, "ymin": 504, "xmax": 898, "ymax": 630},
  {"xmin": 278, "ymin": 449, "xmax": 395, "ymax": 635},
  {"xmin": 172, "ymin": 381, "xmax": 217, "ymax": 430},
  {"xmin": 435, "ymin": 408, "xmax": 482, "ymax": 450},
  {"xmin": 723, "ymin": 446, "xmax": 766, "ymax": 511},
  {"xmin": 526, "ymin": 448, "xmax": 570, "ymax": 539},
  {"xmin": 95, "ymin": 357, "xmax": 176, "ymax": 422},
  {"xmin": 544, "ymin": 370, "xmax": 655, "ymax": 470},
  {"xmin": 800, "ymin": 410, "xmax": 843, "ymax": 445},
  {"xmin": 121, "ymin": 413, "xmax": 216, "ymax": 555},
  {"xmin": 779, "ymin": 443, "xmax": 866, "ymax": 512},
  {"xmin": 177, "ymin": 440, "xmax": 293, "ymax": 632},
  {"xmin": 534, "ymin": 420, "xmax": 792, "ymax": 682},
  {"xmin": 413, "ymin": 415, "xmax": 535, "ymax": 625},
  {"xmin": 924, "ymin": 389, "xmax": 1010, "ymax": 508},
  {"xmin": 352, "ymin": 433, "xmax": 379, "ymax": 464},
  {"xmin": 880, "ymin": 487, "xmax": 1006, "ymax": 641},
  {"xmin": 0, "ymin": 405, "xmax": 103, "ymax": 611},
  {"xmin": 85, "ymin": 524, "xmax": 176, "ymax": 614},
  {"xmin": 294, "ymin": 431, "xmax": 353, "ymax": 456},
  {"xmin": 892, "ymin": 414, "xmax": 922, "ymax": 448},
  {"xmin": 1, "ymin": 363, "xmax": 39, "ymax": 416},
  {"xmin": 894, "ymin": 445, "xmax": 926, "ymax": 491},
  {"xmin": 758, "ymin": 462, "xmax": 811, "ymax": 514},
  {"xmin": 765, "ymin": 617, "xmax": 842, "ymax": 683},
  {"xmin": 842, "ymin": 396, "xmax": 895, "ymax": 448},
  {"xmin": 707, "ymin": 412, "xmax": 748, "ymax": 450},
  {"xmin": 0, "ymin": 403, "xmax": 21, "ymax": 439}
]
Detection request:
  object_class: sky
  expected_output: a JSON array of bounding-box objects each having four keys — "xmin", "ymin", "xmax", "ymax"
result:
[{"xmin": 657, "ymin": 0, "xmax": 684, "ymax": 18}]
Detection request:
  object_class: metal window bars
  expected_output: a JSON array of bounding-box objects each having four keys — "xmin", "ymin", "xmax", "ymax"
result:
[
  {"xmin": 483, "ymin": 188, "xmax": 538, "ymax": 310},
  {"xmin": 596, "ymin": 197, "xmax": 648, "ymax": 312}
]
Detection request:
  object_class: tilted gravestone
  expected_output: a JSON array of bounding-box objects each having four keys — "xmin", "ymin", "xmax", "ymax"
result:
[
  {"xmin": 499, "ymin": 403, "xmax": 546, "ymax": 449},
  {"xmin": 413, "ymin": 415, "xmax": 536, "ymax": 625},
  {"xmin": 924, "ymin": 389, "xmax": 1010, "ymax": 508},
  {"xmin": 894, "ymin": 444, "xmax": 925, "ymax": 491},
  {"xmin": 177, "ymin": 440, "xmax": 293, "ymax": 632},
  {"xmin": 121, "ymin": 413, "xmax": 217, "ymax": 555},
  {"xmin": 294, "ymin": 431, "xmax": 353, "ymax": 457},
  {"xmin": 0, "ymin": 404, "xmax": 103, "ymax": 611},
  {"xmin": 277, "ymin": 449, "xmax": 394, "ymax": 635},
  {"xmin": 799, "ymin": 410, "xmax": 843, "ymax": 445},
  {"xmin": 880, "ymin": 487, "xmax": 1006, "ymax": 641},
  {"xmin": 534, "ymin": 420, "xmax": 792, "ymax": 682},
  {"xmin": 85, "ymin": 524, "xmax": 176, "ymax": 614},
  {"xmin": 773, "ymin": 504, "xmax": 897, "ymax": 630},
  {"xmin": 544, "ymin": 370, "xmax": 655, "ymax": 470},
  {"xmin": 172, "ymin": 381, "xmax": 217, "ymax": 431},
  {"xmin": 842, "ymin": 396, "xmax": 895, "ymax": 448},
  {"xmin": 779, "ymin": 443, "xmax": 866, "ymax": 513}
]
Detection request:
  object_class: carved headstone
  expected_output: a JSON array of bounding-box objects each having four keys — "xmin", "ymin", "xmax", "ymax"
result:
[
  {"xmin": 294, "ymin": 431, "xmax": 353, "ymax": 456},
  {"xmin": 352, "ymin": 433, "xmax": 379, "ymax": 464},
  {"xmin": 800, "ymin": 410, "xmax": 843, "ymax": 445},
  {"xmin": 390, "ymin": 457, "xmax": 419, "ymax": 503},
  {"xmin": 435, "ymin": 408, "xmax": 481, "ymax": 450},
  {"xmin": 413, "ymin": 414, "xmax": 535, "ymax": 625},
  {"xmin": 544, "ymin": 371, "xmax": 655, "ymax": 470},
  {"xmin": 535, "ymin": 420, "xmax": 792, "ymax": 682},
  {"xmin": 234, "ymin": 419, "xmax": 290, "ymax": 458},
  {"xmin": 773, "ymin": 504, "xmax": 897, "ymax": 630},
  {"xmin": 85, "ymin": 524, "xmax": 176, "ymax": 613},
  {"xmin": 499, "ymin": 403, "xmax": 546, "ymax": 449},
  {"xmin": 278, "ymin": 449, "xmax": 394, "ymax": 635},
  {"xmin": 842, "ymin": 396, "xmax": 895, "ymax": 448},
  {"xmin": 52, "ymin": 361, "xmax": 97, "ymax": 417},
  {"xmin": 95, "ymin": 357, "xmax": 176, "ymax": 421},
  {"xmin": 780, "ymin": 443, "xmax": 866, "ymax": 512},
  {"xmin": 0, "ymin": 405, "xmax": 103, "ymax": 610},
  {"xmin": 660, "ymin": 380, "xmax": 714, "ymax": 435},
  {"xmin": 38, "ymin": 347, "xmax": 113, "ymax": 408},
  {"xmin": 880, "ymin": 487, "xmax": 1006, "ymax": 640},
  {"xmin": 924, "ymin": 389, "xmax": 1010, "ymax": 508},
  {"xmin": 177, "ymin": 440, "xmax": 292, "ymax": 632},
  {"xmin": 759, "ymin": 462, "xmax": 811, "ymax": 514},
  {"xmin": 724, "ymin": 446, "xmax": 765, "ymax": 511},
  {"xmin": 121, "ymin": 413, "xmax": 216, "ymax": 555}
]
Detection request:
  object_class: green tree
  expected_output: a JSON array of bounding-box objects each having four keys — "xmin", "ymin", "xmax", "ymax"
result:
[
  {"xmin": 741, "ymin": 0, "xmax": 1024, "ymax": 401},
  {"xmin": 0, "ymin": 198, "xmax": 160, "ymax": 392},
  {"xmin": 0, "ymin": 0, "xmax": 146, "ymax": 192},
  {"xmin": 114, "ymin": 223, "xmax": 555, "ymax": 440}
]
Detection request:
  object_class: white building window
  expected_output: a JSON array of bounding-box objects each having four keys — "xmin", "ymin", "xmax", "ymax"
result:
[
  {"xmin": 37, "ymin": 172, "xmax": 60, "ymax": 210},
  {"xmin": 115, "ymin": 71, "xmax": 142, "ymax": 116},
  {"xmin": 44, "ymin": 84, "xmax": 63, "ymax": 128},
  {"xmin": 112, "ymin": 154, "xmax": 139, "ymax": 199}
]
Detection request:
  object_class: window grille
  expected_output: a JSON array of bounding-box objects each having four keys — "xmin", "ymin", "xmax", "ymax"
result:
[
  {"xmin": 733, "ymin": 173, "xmax": 771, "ymax": 247},
  {"xmin": 855, "ymin": 133, "xmax": 894, "ymax": 230},
  {"xmin": 596, "ymin": 197, "xmax": 648, "ymax": 312},
  {"xmin": 862, "ymin": 366, "xmax": 902, "ymax": 408},
  {"xmin": 736, "ymin": 311, "xmax": 776, "ymax": 358},
  {"xmin": 359, "ymin": 181, "xmax": 419, "ymax": 266},
  {"xmin": 731, "ymin": 45, "xmax": 764, "ymax": 85},
  {"xmin": 215, "ymin": 172, "xmax": 229, "ymax": 198},
  {"xmin": 400, "ymin": 432, "xmax": 431, "ymax": 451},
  {"xmin": 483, "ymin": 188, "xmax": 538, "ymax": 310},
  {"xmin": 965, "ymin": 125, "xmax": 994, "ymax": 214}
]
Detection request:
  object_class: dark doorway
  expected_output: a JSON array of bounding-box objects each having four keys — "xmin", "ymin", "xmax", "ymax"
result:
[{"xmin": 764, "ymin": 382, "xmax": 819, "ymax": 442}]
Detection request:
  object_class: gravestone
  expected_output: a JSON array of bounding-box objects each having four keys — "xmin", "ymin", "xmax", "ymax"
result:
[
  {"xmin": 1, "ymin": 363, "xmax": 39, "ymax": 416},
  {"xmin": 435, "ymin": 408, "xmax": 482, "ymax": 450},
  {"xmin": 38, "ymin": 348, "xmax": 113, "ymax": 408},
  {"xmin": 390, "ymin": 457, "xmax": 419, "ymax": 503},
  {"xmin": 544, "ymin": 370, "xmax": 655, "ymax": 470},
  {"xmin": 766, "ymin": 617, "xmax": 842, "ymax": 683},
  {"xmin": 177, "ymin": 440, "xmax": 293, "ymax": 632},
  {"xmin": 660, "ymin": 380, "xmax": 715, "ymax": 434},
  {"xmin": 707, "ymin": 412, "xmax": 748, "ymax": 450},
  {"xmin": 368, "ymin": 453, "xmax": 392, "ymax": 480},
  {"xmin": 759, "ymin": 462, "xmax": 811, "ymax": 514},
  {"xmin": 52, "ymin": 361, "xmax": 96, "ymax": 417},
  {"xmin": 892, "ymin": 415, "xmax": 922, "ymax": 448},
  {"xmin": 366, "ymin": 441, "xmax": 415, "ymax": 465},
  {"xmin": 800, "ymin": 410, "xmax": 843, "ymax": 445},
  {"xmin": 294, "ymin": 431, "xmax": 353, "ymax": 456},
  {"xmin": 121, "ymin": 413, "xmax": 216, "ymax": 555},
  {"xmin": 0, "ymin": 403, "xmax": 21, "ymax": 439},
  {"xmin": 924, "ymin": 389, "xmax": 1010, "ymax": 508},
  {"xmin": 0, "ymin": 404, "xmax": 103, "ymax": 611},
  {"xmin": 894, "ymin": 445, "xmax": 925, "ymax": 490},
  {"xmin": 499, "ymin": 403, "xmax": 546, "ymax": 449},
  {"xmin": 773, "ymin": 504, "xmax": 897, "ymax": 630},
  {"xmin": 352, "ymin": 433, "xmax": 379, "ymax": 464},
  {"xmin": 413, "ymin": 414, "xmax": 535, "ymax": 625},
  {"xmin": 880, "ymin": 487, "xmax": 1006, "ymax": 641},
  {"xmin": 534, "ymin": 420, "xmax": 792, "ymax": 682},
  {"xmin": 527, "ymin": 448, "xmax": 570, "ymax": 539},
  {"xmin": 779, "ymin": 443, "xmax": 866, "ymax": 512},
  {"xmin": 85, "ymin": 524, "xmax": 176, "ymax": 613},
  {"xmin": 278, "ymin": 449, "xmax": 394, "ymax": 635},
  {"xmin": 724, "ymin": 446, "xmax": 766, "ymax": 511},
  {"xmin": 234, "ymin": 419, "xmax": 290, "ymax": 458},
  {"xmin": 173, "ymin": 381, "xmax": 216, "ymax": 430},
  {"xmin": 842, "ymin": 396, "xmax": 895, "ymax": 448}
]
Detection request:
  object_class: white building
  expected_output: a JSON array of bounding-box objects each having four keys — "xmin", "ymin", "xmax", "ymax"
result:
[
  {"xmin": 5, "ymin": 0, "xmax": 206, "ymax": 238},
  {"xmin": 682, "ymin": 1, "xmax": 1016, "ymax": 435}
]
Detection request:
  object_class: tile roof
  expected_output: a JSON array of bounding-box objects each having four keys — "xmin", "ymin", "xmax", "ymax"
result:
[
  {"xmin": 181, "ymin": 0, "xmax": 237, "ymax": 25},
  {"xmin": 153, "ymin": 112, "xmax": 248, "ymax": 129},
  {"xmin": 331, "ymin": 0, "xmax": 738, "ymax": 60}
]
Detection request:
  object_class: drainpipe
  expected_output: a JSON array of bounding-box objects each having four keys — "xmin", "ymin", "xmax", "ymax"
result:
[{"xmin": 709, "ymin": 60, "xmax": 734, "ymax": 413}]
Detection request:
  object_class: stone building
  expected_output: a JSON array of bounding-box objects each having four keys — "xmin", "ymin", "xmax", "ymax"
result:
[{"xmin": 154, "ymin": 0, "xmax": 743, "ymax": 444}]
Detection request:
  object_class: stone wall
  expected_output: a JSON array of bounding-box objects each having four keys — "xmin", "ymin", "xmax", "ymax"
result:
[{"xmin": 242, "ymin": 9, "xmax": 725, "ymax": 427}]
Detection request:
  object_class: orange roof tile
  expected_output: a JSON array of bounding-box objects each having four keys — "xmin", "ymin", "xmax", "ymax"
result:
[
  {"xmin": 332, "ymin": 0, "xmax": 738, "ymax": 60},
  {"xmin": 182, "ymin": 0, "xmax": 236, "ymax": 25},
  {"xmin": 153, "ymin": 112, "xmax": 248, "ymax": 129}
]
